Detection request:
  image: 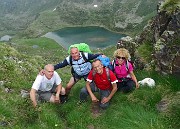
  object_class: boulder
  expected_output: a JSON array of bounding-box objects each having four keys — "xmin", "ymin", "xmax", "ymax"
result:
[{"xmin": 0, "ymin": 35, "xmax": 12, "ymax": 41}]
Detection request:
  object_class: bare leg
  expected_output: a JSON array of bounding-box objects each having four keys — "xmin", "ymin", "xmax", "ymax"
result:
[
  {"xmin": 49, "ymin": 95, "xmax": 56, "ymax": 103},
  {"xmin": 60, "ymin": 87, "xmax": 66, "ymax": 95},
  {"xmin": 65, "ymin": 77, "xmax": 79, "ymax": 95}
]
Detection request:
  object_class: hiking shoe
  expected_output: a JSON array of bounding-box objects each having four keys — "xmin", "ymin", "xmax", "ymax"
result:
[{"xmin": 60, "ymin": 95, "xmax": 68, "ymax": 104}]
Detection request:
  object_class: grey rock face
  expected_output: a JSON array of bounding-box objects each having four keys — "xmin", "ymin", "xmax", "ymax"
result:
[{"xmin": 135, "ymin": 6, "xmax": 180, "ymax": 75}]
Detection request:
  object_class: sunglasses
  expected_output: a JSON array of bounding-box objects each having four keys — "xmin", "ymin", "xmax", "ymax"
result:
[{"xmin": 116, "ymin": 56, "xmax": 126, "ymax": 60}]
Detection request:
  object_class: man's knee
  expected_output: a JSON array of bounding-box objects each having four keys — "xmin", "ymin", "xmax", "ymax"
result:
[
  {"xmin": 80, "ymin": 87, "xmax": 88, "ymax": 94},
  {"xmin": 49, "ymin": 95, "xmax": 55, "ymax": 103},
  {"xmin": 80, "ymin": 87, "xmax": 89, "ymax": 101}
]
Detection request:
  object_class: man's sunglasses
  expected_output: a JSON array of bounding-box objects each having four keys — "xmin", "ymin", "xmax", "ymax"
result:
[{"xmin": 116, "ymin": 56, "xmax": 126, "ymax": 60}]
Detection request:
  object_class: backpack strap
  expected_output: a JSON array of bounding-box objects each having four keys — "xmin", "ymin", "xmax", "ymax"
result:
[
  {"xmin": 92, "ymin": 70, "xmax": 96, "ymax": 78},
  {"xmin": 111, "ymin": 59, "xmax": 116, "ymax": 71},
  {"xmin": 113, "ymin": 59, "xmax": 129, "ymax": 72},
  {"xmin": 69, "ymin": 52, "xmax": 88, "ymax": 66},
  {"xmin": 81, "ymin": 51, "xmax": 88, "ymax": 62},
  {"xmin": 105, "ymin": 67, "xmax": 110, "ymax": 82},
  {"xmin": 125, "ymin": 60, "xmax": 129, "ymax": 72},
  {"xmin": 69, "ymin": 52, "xmax": 89, "ymax": 81},
  {"xmin": 92, "ymin": 67, "xmax": 110, "ymax": 82},
  {"xmin": 69, "ymin": 55, "xmax": 73, "ymax": 65}
]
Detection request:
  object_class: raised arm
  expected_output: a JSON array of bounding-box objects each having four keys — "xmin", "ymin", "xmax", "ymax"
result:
[
  {"xmin": 54, "ymin": 58, "xmax": 69, "ymax": 70},
  {"xmin": 87, "ymin": 53, "xmax": 102, "ymax": 60}
]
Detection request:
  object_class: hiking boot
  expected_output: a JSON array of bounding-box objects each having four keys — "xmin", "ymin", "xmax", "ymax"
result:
[{"xmin": 60, "ymin": 95, "xmax": 68, "ymax": 104}]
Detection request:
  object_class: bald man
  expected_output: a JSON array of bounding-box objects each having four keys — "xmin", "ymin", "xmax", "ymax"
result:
[{"xmin": 30, "ymin": 64, "xmax": 66, "ymax": 107}]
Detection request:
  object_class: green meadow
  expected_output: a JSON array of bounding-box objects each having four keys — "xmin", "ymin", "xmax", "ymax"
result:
[{"xmin": 0, "ymin": 37, "xmax": 179, "ymax": 129}]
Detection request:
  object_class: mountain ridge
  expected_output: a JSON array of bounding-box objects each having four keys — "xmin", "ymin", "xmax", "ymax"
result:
[{"xmin": 0, "ymin": 0, "xmax": 159, "ymax": 37}]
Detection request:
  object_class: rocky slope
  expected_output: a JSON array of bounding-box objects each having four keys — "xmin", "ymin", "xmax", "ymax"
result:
[{"xmin": 134, "ymin": 0, "xmax": 180, "ymax": 76}]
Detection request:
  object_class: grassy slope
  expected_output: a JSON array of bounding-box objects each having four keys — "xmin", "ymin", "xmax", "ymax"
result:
[{"xmin": 0, "ymin": 38, "xmax": 179, "ymax": 129}]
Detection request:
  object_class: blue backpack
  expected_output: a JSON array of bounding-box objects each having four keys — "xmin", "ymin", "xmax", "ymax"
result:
[{"xmin": 96, "ymin": 55, "xmax": 111, "ymax": 68}]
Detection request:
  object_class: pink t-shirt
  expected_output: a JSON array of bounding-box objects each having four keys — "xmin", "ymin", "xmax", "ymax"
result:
[{"xmin": 114, "ymin": 60, "xmax": 133, "ymax": 81}]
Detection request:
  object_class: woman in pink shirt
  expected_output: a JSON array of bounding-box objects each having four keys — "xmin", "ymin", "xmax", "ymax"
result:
[{"xmin": 112, "ymin": 48, "xmax": 139, "ymax": 93}]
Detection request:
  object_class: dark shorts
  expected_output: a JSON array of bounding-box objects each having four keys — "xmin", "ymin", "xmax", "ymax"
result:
[
  {"xmin": 117, "ymin": 79, "xmax": 135, "ymax": 93},
  {"xmin": 73, "ymin": 72, "xmax": 88, "ymax": 82},
  {"xmin": 37, "ymin": 85, "xmax": 57, "ymax": 101}
]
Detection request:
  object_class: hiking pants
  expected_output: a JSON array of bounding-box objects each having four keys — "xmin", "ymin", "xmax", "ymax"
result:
[
  {"xmin": 117, "ymin": 79, "xmax": 135, "ymax": 93},
  {"xmin": 80, "ymin": 82, "xmax": 111, "ymax": 109}
]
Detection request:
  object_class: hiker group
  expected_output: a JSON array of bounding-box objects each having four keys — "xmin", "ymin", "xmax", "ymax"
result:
[{"xmin": 30, "ymin": 42, "xmax": 139, "ymax": 109}]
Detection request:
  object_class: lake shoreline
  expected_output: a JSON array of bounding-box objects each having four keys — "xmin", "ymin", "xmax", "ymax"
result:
[{"xmin": 43, "ymin": 26, "xmax": 126, "ymax": 50}]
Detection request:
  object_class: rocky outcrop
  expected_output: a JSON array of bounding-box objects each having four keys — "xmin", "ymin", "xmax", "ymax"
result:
[
  {"xmin": 0, "ymin": 35, "xmax": 12, "ymax": 41},
  {"xmin": 116, "ymin": 36, "xmax": 137, "ymax": 57},
  {"xmin": 135, "ymin": 1, "xmax": 180, "ymax": 75}
]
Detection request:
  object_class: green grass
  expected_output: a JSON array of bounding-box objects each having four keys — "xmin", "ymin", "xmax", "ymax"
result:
[
  {"xmin": 161, "ymin": 0, "xmax": 180, "ymax": 14},
  {"xmin": 0, "ymin": 81, "xmax": 172, "ymax": 129},
  {"xmin": 12, "ymin": 37, "xmax": 68, "ymax": 64},
  {"xmin": 0, "ymin": 37, "xmax": 179, "ymax": 128},
  {"xmin": 136, "ymin": 42, "xmax": 154, "ymax": 63}
]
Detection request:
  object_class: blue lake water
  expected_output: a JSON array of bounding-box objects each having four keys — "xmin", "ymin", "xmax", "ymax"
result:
[{"xmin": 43, "ymin": 26, "xmax": 126, "ymax": 50}]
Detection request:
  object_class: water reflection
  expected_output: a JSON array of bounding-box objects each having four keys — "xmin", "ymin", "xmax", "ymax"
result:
[{"xmin": 43, "ymin": 26, "xmax": 126, "ymax": 50}]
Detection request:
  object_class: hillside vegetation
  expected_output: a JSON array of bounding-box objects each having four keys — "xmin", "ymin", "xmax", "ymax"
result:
[
  {"xmin": 24, "ymin": 0, "xmax": 159, "ymax": 37},
  {"xmin": 0, "ymin": 0, "xmax": 159, "ymax": 37},
  {"xmin": 0, "ymin": 38, "xmax": 179, "ymax": 128},
  {"xmin": 0, "ymin": 0, "xmax": 179, "ymax": 128},
  {"xmin": 0, "ymin": 0, "xmax": 60, "ymax": 36}
]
